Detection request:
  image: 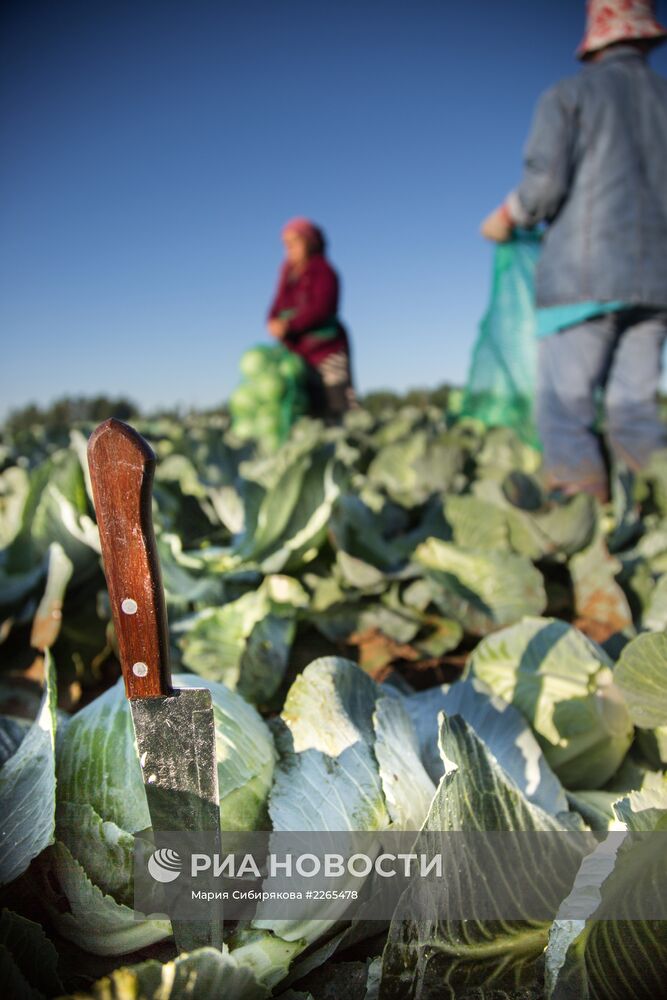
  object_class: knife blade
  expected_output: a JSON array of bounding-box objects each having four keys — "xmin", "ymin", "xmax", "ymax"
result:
[{"xmin": 87, "ymin": 417, "xmax": 222, "ymax": 951}]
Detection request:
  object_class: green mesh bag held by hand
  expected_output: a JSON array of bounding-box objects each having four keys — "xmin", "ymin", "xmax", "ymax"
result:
[
  {"xmin": 460, "ymin": 231, "xmax": 541, "ymax": 446},
  {"xmin": 229, "ymin": 344, "xmax": 308, "ymax": 451}
]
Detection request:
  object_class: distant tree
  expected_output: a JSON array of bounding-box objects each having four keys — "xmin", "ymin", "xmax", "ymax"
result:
[
  {"xmin": 360, "ymin": 390, "xmax": 402, "ymax": 417},
  {"xmin": 361, "ymin": 384, "xmax": 454, "ymax": 415},
  {"xmin": 145, "ymin": 406, "xmax": 184, "ymax": 421},
  {"xmin": 427, "ymin": 383, "xmax": 452, "ymax": 409},
  {"xmin": 192, "ymin": 403, "xmax": 229, "ymax": 419},
  {"xmin": 403, "ymin": 388, "xmax": 432, "ymax": 409},
  {"xmin": 88, "ymin": 395, "xmax": 138, "ymax": 422},
  {"xmin": 5, "ymin": 403, "xmax": 41, "ymax": 433},
  {"xmin": 5, "ymin": 395, "xmax": 140, "ymax": 434}
]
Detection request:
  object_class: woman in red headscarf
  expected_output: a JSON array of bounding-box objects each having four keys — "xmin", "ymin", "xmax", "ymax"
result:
[{"xmin": 267, "ymin": 218, "xmax": 356, "ymax": 421}]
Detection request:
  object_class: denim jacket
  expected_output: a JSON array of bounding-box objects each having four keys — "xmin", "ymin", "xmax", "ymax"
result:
[{"xmin": 508, "ymin": 47, "xmax": 667, "ymax": 308}]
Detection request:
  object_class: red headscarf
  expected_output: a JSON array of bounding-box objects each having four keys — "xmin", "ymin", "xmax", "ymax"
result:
[{"xmin": 281, "ymin": 217, "xmax": 326, "ymax": 255}]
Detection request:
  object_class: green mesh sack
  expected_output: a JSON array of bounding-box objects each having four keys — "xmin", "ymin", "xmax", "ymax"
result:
[
  {"xmin": 460, "ymin": 231, "xmax": 541, "ymax": 446},
  {"xmin": 229, "ymin": 344, "xmax": 308, "ymax": 451}
]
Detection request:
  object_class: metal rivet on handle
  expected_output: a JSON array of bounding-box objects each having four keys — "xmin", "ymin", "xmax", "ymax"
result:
[
  {"xmin": 121, "ymin": 598, "xmax": 138, "ymax": 615},
  {"xmin": 132, "ymin": 661, "xmax": 149, "ymax": 677}
]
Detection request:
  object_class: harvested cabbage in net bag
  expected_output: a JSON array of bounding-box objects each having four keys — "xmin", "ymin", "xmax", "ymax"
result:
[
  {"xmin": 230, "ymin": 344, "xmax": 308, "ymax": 451},
  {"xmin": 460, "ymin": 231, "xmax": 541, "ymax": 446}
]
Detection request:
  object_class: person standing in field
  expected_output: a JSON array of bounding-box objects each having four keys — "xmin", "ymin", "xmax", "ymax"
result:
[
  {"xmin": 481, "ymin": 0, "xmax": 667, "ymax": 502},
  {"xmin": 267, "ymin": 218, "xmax": 356, "ymax": 422}
]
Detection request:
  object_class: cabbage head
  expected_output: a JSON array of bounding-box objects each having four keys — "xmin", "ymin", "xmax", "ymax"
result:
[
  {"xmin": 48, "ymin": 674, "xmax": 276, "ymax": 954},
  {"xmin": 468, "ymin": 617, "xmax": 634, "ymax": 789},
  {"xmin": 239, "ymin": 347, "xmax": 272, "ymax": 379}
]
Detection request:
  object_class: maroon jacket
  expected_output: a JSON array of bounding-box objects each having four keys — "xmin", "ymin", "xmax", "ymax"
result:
[{"xmin": 268, "ymin": 254, "xmax": 349, "ymax": 367}]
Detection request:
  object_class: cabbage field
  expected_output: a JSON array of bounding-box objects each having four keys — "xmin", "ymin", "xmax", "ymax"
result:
[{"xmin": 1, "ymin": 405, "xmax": 667, "ymax": 999}]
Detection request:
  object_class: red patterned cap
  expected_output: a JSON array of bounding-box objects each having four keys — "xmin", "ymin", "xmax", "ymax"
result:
[{"xmin": 577, "ymin": 0, "xmax": 667, "ymax": 58}]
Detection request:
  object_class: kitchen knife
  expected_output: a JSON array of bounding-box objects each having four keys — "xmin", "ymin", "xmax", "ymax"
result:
[{"xmin": 87, "ymin": 418, "xmax": 222, "ymax": 951}]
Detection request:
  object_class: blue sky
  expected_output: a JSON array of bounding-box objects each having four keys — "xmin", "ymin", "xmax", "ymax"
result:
[{"xmin": 2, "ymin": 1, "xmax": 667, "ymax": 418}]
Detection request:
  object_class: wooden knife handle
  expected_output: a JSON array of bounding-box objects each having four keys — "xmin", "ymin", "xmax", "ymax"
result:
[{"xmin": 87, "ymin": 419, "xmax": 171, "ymax": 699}]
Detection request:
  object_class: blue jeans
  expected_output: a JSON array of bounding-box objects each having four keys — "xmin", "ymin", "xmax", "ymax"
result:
[{"xmin": 536, "ymin": 308, "xmax": 667, "ymax": 498}]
